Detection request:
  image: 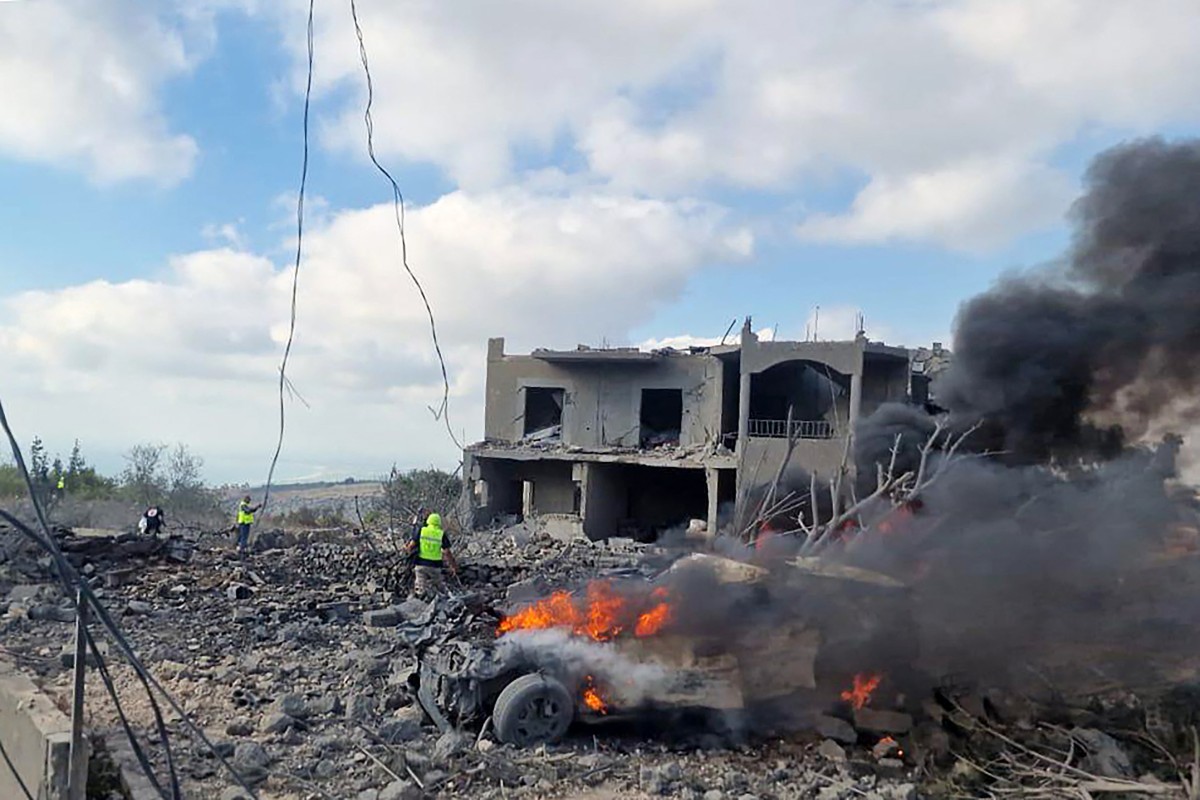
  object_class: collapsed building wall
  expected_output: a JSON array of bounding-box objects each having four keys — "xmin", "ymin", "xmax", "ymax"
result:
[
  {"xmin": 467, "ymin": 332, "xmax": 923, "ymax": 541},
  {"xmin": 481, "ymin": 338, "xmax": 730, "ymax": 449}
]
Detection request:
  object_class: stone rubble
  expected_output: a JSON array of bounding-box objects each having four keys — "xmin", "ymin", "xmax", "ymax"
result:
[{"xmin": 3, "ymin": 519, "xmax": 1196, "ymax": 798}]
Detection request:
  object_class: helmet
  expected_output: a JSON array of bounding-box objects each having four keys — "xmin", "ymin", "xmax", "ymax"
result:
[{"xmin": 426, "ymin": 513, "xmax": 441, "ymax": 528}]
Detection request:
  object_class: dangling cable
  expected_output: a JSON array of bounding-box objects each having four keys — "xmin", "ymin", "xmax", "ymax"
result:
[{"xmin": 263, "ymin": 0, "xmax": 316, "ymax": 511}]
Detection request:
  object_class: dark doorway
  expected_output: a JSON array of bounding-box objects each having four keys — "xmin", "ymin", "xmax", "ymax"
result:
[
  {"xmin": 621, "ymin": 465, "xmax": 707, "ymax": 541},
  {"xmin": 640, "ymin": 388, "xmax": 683, "ymax": 446},
  {"xmin": 524, "ymin": 387, "xmax": 564, "ymax": 436}
]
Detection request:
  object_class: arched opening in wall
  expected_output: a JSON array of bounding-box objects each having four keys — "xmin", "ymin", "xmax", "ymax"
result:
[{"xmin": 748, "ymin": 360, "xmax": 849, "ymax": 439}]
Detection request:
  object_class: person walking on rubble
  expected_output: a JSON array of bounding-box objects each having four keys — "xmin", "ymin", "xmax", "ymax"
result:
[
  {"xmin": 235, "ymin": 495, "xmax": 261, "ymax": 557},
  {"xmin": 139, "ymin": 505, "xmax": 166, "ymax": 536},
  {"xmin": 406, "ymin": 511, "xmax": 458, "ymax": 598}
]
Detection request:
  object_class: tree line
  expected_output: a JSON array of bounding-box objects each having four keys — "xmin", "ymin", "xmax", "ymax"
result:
[{"xmin": 0, "ymin": 437, "xmax": 218, "ymax": 516}]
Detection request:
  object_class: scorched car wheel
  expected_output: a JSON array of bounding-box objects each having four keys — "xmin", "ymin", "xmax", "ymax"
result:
[{"xmin": 493, "ymin": 673, "xmax": 574, "ymax": 747}]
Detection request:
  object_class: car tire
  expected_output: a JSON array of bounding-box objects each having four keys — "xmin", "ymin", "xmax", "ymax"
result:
[{"xmin": 493, "ymin": 673, "xmax": 574, "ymax": 747}]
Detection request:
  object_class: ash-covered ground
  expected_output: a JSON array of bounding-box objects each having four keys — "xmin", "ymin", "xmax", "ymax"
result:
[{"xmin": 0, "ymin": 523, "xmax": 927, "ymax": 800}]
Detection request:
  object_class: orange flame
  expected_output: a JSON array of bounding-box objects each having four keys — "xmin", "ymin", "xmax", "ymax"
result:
[
  {"xmin": 841, "ymin": 673, "xmax": 882, "ymax": 709},
  {"xmin": 583, "ymin": 581, "xmax": 625, "ymax": 641},
  {"xmin": 496, "ymin": 589, "xmax": 579, "ymax": 636},
  {"xmin": 635, "ymin": 602, "xmax": 672, "ymax": 636},
  {"xmin": 497, "ymin": 581, "xmax": 673, "ymax": 641},
  {"xmin": 582, "ymin": 675, "xmax": 608, "ymax": 714}
]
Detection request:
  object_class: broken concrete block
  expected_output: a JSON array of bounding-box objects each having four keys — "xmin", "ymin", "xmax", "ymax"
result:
[
  {"xmin": 378, "ymin": 706, "xmax": 424, "ymax": 743},
  {"xmin": 379, "ymin": 780, "xmax": 421, "ymax": 800},
  {"xmin": 60, "ymin": 640, "xmax": 106, "ymax": 669},
  {"xmin": 817, "ymin": 739, "xmax": 847, "ymax": 762},
  {"xmin": 224, "ymin": 720, "xmax": 253, "ymax": 737},
  {"xmin": 7, "ymin": 585, "xmax": 42, "ymax": 604},
  {"xmin": 344, "ymin": 690, "xmax": 376, "ymax": 722},
  {"xmin": 363, "ymin": 607, "xmax": 401, "ymax": 627},
  {"xmin": 29, "ymin": 604, "xmax": 76, "ymax": 623},
  {"xmin": 1073, "ymin": 727, "xmax": 1133, "ymax": 778},
  {"xmin": 316, "ymin": 601, "xmax": 352, "ymax": 622},
  {"xmin": 261, "ymin": 712, "xmax": 296, "ymax": 734},
  {"xmin": 432, "ymin": 730, "xmax": 470, "ymax": 765},
  {"xmin": 504, "ymin": 577, "xmax": 548, "ymax": 605},
  {"xmin": 307, "ymin": 694, "xmax": 343, "ymax": 716},
  {"xmin": 231, "ymin": 741, "xmax": 272, "ymax": 779},
  {"xmin": 396, "ymin": 597, "xmax": 433, "ymax": 624},
  {"xmin": 872, "ymin": 736, "xmax": 901, "ymax": 760},
  {"xmin": 103, "ymin": 568, "xmax": 135, "ymax": 589},
  {"xmin": 853, "ymin": 707, "xmax": 913, "ymax": 735},
  {"xmin": 126, "ymin": 600, "xmax": 155, "ymax": 616},
  {"xmin": 814, "ymin": 713, "xmax": 857, "ymax": 744},
  {"xmin": 272, "ymin": 693, "xmax": 310, "ymax": 719},
  {"xmin": 165, "ymin": 543, "xmax": 194, "ymax": 563}
]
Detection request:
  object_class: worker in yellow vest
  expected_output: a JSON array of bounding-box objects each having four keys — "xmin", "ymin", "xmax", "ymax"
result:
[
  {"xmin": 405, "ymin": 511, "xmax": 458, "ymax": 598},
  {"xmin": 236, "ymin": 495, "xmax": 261, "ymax": 557}
]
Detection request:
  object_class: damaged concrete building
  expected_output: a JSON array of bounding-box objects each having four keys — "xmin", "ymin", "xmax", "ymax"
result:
[{"xmin": 463, "ymin": 322, "xmax": 932, "ymax": 540}]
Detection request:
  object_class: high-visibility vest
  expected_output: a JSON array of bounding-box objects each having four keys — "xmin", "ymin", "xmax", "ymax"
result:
[
  {"xmin": 56, "ymin": 477, "xmax": 65, "ymax": 490},
  {"xmin": 237, "ymin": 502, "xmax": 255, "ymax": 525},
  {"xmin": 418, "ymin": 524, "xmax": 444, "ymax": 562}
]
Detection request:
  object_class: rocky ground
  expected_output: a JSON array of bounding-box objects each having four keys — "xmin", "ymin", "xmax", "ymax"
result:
[{"xmin": 1, "ymin": 521, "xmax": 1197, "ymax": 799}]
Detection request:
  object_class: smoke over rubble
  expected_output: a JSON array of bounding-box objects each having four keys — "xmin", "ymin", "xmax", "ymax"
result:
[
  {"xmin": 846, "ymin": 138, "xmax": 1200, "ymax": 688},
  {"xmin": 495, "ymin": 139, "xmax": 1200, "ymax": 733},
  {"xmin": 939, "ymin": 138, "xmax": 1200, "ymax": 461}
]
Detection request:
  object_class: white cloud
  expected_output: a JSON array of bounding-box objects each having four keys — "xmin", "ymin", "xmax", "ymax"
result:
[
  {"xmin": 0, "ymin": 0, "xmax": 205, "ymax": 184},
  {"xmin": 201, "ymin": 221, "xmax": 248, "ymax": 249},
  {"xmin": 259, "ymin": 0, "xmax": 1200, "ymax": 248},
  {"xmin": 796, "ymin": 159, "xmax": 1076, "ymax": 250},
  {"xmin": 0, "ymin": 187, "xmax": 751, "ymax": 480}
]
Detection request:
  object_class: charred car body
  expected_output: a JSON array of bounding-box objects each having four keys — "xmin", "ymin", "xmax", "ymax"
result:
[{"xmin": 415, "ymin": 554, "xmax": 917, "ymax": 746}]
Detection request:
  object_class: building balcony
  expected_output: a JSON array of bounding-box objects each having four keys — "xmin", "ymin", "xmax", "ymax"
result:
[{"xmin": 747, "ymin": 418, "xmax": 838, "ymax": 440}]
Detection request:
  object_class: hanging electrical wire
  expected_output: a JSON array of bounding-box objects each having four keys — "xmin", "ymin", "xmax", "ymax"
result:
[
  {"xmin": 0, "ymin": 396, "xmax": 260, "ymax": 800},
  {"xmin": 262, "ymin": 0, "xmax": 316, "ymax": 512},
  {"xmin": 348, "ymin": 0, "xmax": 463, "ymax": 451}
]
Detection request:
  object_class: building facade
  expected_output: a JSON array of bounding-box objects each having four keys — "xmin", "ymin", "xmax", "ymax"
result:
[{"xmin": 462, "ymin": 321, "xmax": 926, "ymax": 540}]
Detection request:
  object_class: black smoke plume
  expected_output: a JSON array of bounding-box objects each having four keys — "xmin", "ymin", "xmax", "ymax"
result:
[
  {"xmin": 847, "ymin": 139, "xmax": 1200, "ymax": 689},
  {"xmin": 936, "ymin": 138, "xmax": 1200, "ymax": 462}
]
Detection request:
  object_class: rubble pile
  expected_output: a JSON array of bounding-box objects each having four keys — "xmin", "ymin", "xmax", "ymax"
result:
[
  {"xmin": 8, "ymin": 521, "xmax": 891, "ymax": 800},
  {"xmin": 3, "ymin": 514, "xmax": 1200, "ymax": 798}
]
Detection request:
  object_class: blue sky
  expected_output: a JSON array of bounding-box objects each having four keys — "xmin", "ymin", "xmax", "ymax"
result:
[{"xmin": 3, "ymin": 0, "xmax": 1200, "ymax": 484}]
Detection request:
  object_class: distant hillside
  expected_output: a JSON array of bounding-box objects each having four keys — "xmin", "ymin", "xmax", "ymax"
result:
[{"xmin": 221, "ymin": 480, "xmax": 384, "ymax": 517}]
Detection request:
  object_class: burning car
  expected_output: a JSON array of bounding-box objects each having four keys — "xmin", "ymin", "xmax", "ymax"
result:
[{"xmin": 416, "ymin": 553, "xmax": 914, "ymax": 746}]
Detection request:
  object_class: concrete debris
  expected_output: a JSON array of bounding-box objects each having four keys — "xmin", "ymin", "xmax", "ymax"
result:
[
  {"xmin": 29, "ymin": 603, "xmax": 75, "ymax": 623},
  {"xmin": 379, "ymin": 779, "xmax": 422, "ymax": 800},
  {"xmin": 224, "ymin": 720, "xmax": 253, "ymax": 737},
  {"xmin": 853, "ymin": 708, "xmax": 913, "ymax": 735},
  {"xmin": 817, "ymin": 739, "xmax": 847, "ymax": 762},
  {"xmin": 815, "ymin": 714, "xmax": 858, "ymax": 744},
  {"xmin": 126, "ymin": 599, "xmax": 155, "ymax": 615},
  {"xmin": 260, "ymin": 711, "xmax": 296, "ymax": 734},
  {"xmin": 3, "ymin": 516, "xmax": 1196, "ymax": 799},
  {"xmin": 363, "ymin": 606, "xmax": 401, "ymax": 627},
  {"xmin": 1072, "ymin": 727, "xmax": 1133, "ymax": 778}
]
